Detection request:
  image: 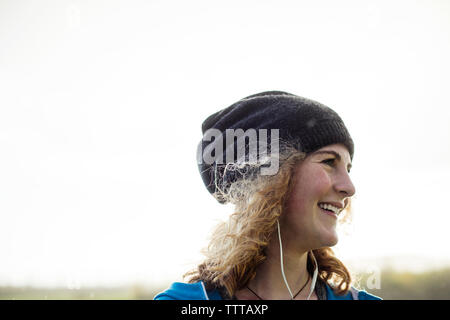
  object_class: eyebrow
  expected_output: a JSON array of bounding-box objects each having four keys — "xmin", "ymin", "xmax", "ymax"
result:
[{"xmin": 311, "ymin": 150, "xmax": 352, "ymax": 171}]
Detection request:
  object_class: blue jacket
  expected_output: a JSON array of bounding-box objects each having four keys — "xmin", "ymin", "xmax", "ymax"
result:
[{"xmin": 154, "ymin": 281, "xmax": 382, "ymax": 300}]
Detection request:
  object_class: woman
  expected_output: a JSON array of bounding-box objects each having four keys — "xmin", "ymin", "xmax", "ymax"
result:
[{"xmin": 155, "ymin": 91, "xmax": 381, "ymax": 300}]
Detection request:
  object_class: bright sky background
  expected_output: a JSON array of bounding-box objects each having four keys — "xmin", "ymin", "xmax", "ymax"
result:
[{"xmin": 1, "ymin": 0, "xmax": 450, "ymax": 289}]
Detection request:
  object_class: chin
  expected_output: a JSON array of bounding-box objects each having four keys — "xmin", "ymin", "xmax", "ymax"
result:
[
  {"xmin": 320, "ymin": 231, "xmax": 339, "ymax": 247},
  {"xmin": 327, "ymin": 237, "xmax": 339, "ymax": 247}
]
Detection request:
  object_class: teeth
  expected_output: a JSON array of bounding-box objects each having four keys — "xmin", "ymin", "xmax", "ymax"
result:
[{"xmin": 319, "ymin": 203, "xmax": 341, "ymax": 215}]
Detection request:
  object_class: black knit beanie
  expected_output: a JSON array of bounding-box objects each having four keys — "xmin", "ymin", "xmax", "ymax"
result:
[{"xmin": 197, "ymin": 91, "xmax": 354, "ymax": 203}]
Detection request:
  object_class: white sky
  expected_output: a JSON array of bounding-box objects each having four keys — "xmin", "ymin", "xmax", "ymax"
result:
[{"xmin": 1, "ymin": 0, "xmax": 450, "ymax": 288}]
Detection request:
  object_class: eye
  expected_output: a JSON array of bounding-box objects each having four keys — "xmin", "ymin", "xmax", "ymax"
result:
[
  {"xmin": 322, "ymin": 158, "xmax": 351, "ymax": 174},
  {"xmin": 322, "ymin": 158, "xmax": 335, "ymax": 166}
]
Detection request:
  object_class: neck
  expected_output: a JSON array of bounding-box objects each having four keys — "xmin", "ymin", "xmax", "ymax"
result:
[{"xmin": 247, "ymin": 235, "xmax": 312, "ymax": 300}]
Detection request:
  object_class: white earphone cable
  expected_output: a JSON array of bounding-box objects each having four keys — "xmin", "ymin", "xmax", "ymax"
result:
[
  {"xmin": 277, "ymin": 219, "xmax": 294, "ymax": 299},
  {"xmin": 277, "ymin": 219, "xmax": 318, "ymax": 300}
]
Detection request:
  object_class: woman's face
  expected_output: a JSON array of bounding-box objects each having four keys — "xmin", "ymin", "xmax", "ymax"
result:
[{"xmin": 281, "ymin": 143, "xmax": 355, "ymax": 250}]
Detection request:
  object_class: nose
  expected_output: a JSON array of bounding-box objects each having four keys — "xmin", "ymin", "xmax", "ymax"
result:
[{"xmin": 334, "ymin": 170, "xmax": 356, "ymax": 198}]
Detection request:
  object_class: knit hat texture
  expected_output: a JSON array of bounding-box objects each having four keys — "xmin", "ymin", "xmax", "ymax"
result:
[{"xmin": 197, "ymin": 91, "xmax": 354, "ymax": 203}]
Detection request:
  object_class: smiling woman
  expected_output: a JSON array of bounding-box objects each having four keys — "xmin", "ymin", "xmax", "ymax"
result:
[
  {"xmin": 281, "ymin": 144, "xmax": 355, "ymax": 253},
  {"xmin": 154, "ymin": 91, "xmax": 381, "ymax": 300}
]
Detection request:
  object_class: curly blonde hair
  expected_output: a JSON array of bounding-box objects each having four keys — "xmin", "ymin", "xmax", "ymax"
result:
[{"xmin": 185, "ymin": 144, "xmax": 353, "ymax": 298}]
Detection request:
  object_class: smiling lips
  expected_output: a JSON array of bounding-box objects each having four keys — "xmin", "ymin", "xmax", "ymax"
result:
[{"xmin": 318, "ymin": 203, "xmax": 342, "ymax": 218}]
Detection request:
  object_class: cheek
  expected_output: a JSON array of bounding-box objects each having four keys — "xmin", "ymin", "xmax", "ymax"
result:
[
  {"xmin": 284, "ymin": 165, "xmax": 332, "ymax": 215},
  {"xmin": 312, "ymin": 171, "xmax": 332, "ymax": 195},
  {"xmin": 285, "ymin": 177, "xmax": 316, "ymax": 214},
  {"xmin": 298, "ymin": 167, "xmax": 332, "ymax": 202},
  {"xmin": 285, "ymin": 192, "xmax": 306, "ymax": 214}
]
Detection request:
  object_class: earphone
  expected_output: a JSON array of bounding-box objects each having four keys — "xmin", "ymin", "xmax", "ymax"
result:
[{"xmin": 277, "ymin": 220, "xmax": 318, "ymax": 300}]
